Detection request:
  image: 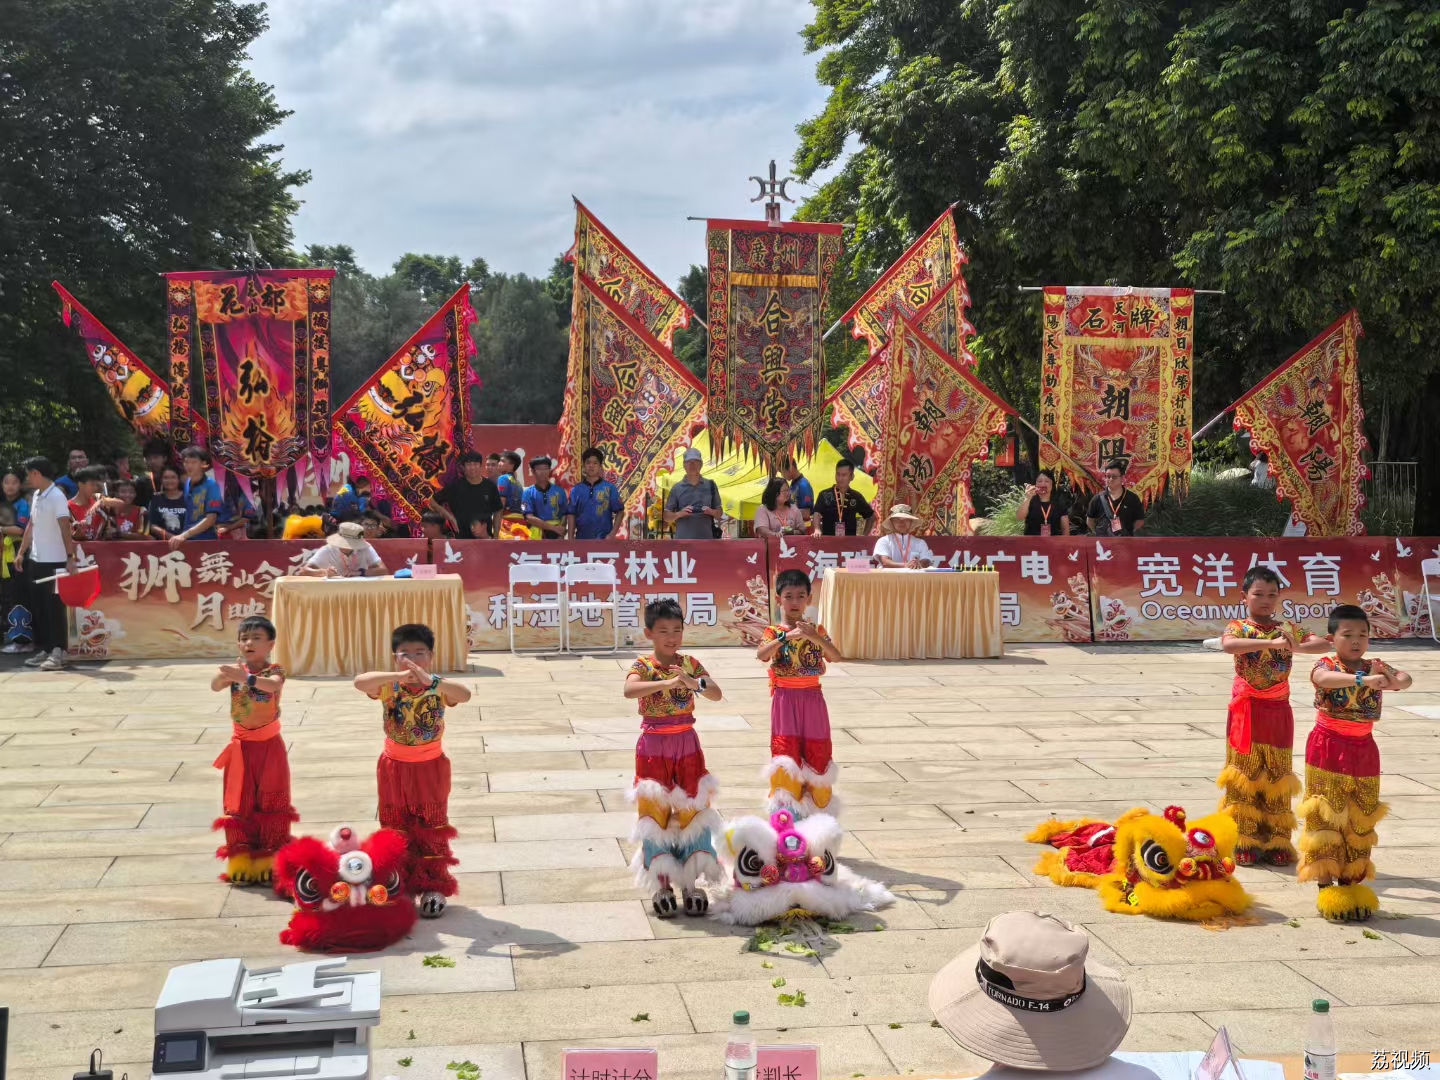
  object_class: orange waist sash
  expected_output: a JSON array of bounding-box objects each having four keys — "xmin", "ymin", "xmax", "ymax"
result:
[
  {"xmin": 770, "ymin": 673, "xmax": 822, "ymax": 696},
  {"xmin": 213, "ymin": 721, "xmax": 283, "ymax": 816},
  {"xmin": 1226, "ymin": 677, "xmax": 1291, "ymax": 754},
  {"xmin": 384, "ymin": 738, "xmax": 444, "ymax": 762},
  {"xmin": 1314, "ymin": 710, "xmax": 1375, "ymax": 738},
  {"xmin": 641, "ymin": 712, "xmax": 695, "ymax": 736}
]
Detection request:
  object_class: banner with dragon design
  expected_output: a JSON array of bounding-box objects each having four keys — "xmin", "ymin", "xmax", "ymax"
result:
[
  {"xmin": 1232, "ymin": 310, "xmax": 1367, "ymax": 536},
  {"xmin": 556, "ymin": 272, "xmax": 705, "ymax": 519},
  {"xmin": 164, "ymin": 269, "xmax": 334, "ymax": 475},
  {"xmin": 841, "ymin": 207, "xmax": 974, "ymax": 362},
  {"xmin": 567, "ymin": 199, "xmax": 691, "ymax": 348},
  {"xmin": 53, "ymin": 282, "xmax": 207, "ymax": 444},
  {"xmin": 875, "ymin": 316, "xmax": 1013, "ymax": 535},
  {"xmin": 1039, "ymin": 287, "xmax": 1194, "ymax": 504},
  {"xmin": 332, "ymin": 284, "xmax": 477, "ymax": 525},
  {"xmin": 705, "ymin": 218, "xmax": 843, "ymax": 461}
]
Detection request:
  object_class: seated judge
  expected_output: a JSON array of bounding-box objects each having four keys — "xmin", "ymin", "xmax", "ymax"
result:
[
  {"xmin": 872, "ymin": 503, "xmax": 937, "ymax": 568},
  {"xmin": 298, "ymin": 521, "xmax": 389, "ymax": 578}
]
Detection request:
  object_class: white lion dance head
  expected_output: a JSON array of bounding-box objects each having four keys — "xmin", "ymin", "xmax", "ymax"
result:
[{"xmin": 713, "ymin": 808, "xmax": 893, "ymax": 925}]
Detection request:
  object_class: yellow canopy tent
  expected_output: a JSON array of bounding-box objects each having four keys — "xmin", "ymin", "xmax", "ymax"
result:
[{"xmin": 652, "ymin": 430, "xmax": 876, "ymax": 527}]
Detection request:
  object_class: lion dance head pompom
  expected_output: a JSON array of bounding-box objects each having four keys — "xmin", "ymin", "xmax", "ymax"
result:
[{"xmin": 275, "ymin": 826, "xmax": 417, "ymax": 952}]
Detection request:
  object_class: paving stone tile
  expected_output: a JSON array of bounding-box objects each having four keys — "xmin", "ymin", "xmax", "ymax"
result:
[
  {"xmin": 0, "ymin": 925, "xmax": 64, "ymax": 967},
  {"xmin": 452, "ymin": 836, "xmax": 625, "ymax": 872},
  {"xmin": 1087, "ymin": 911, "xmax": 1416, "ymax": 966},
  {"xmin": 45, "ymin": 916, "xmax": 291, "ymax": 967},
  {"xmin": 1199, "ymin": 1005, "xmax": 1440, "ymax": 1054},
  {"xmin": 512, "ymin": 934, "xmax": 821, "ymax": 990},
  {"xmin": 500, "ymin": 867, "xmax": 640, "ymax": 905},
  {"xmin": 0, "ymin": 960, "xmax": 175, "ymax": 1015},
  {"xmin": 0, "ymin": 881, "xmax": 226, "ymax": 925},
  {"xmin": 486, "ymin": 768, "xmax": 631, "ymax": 792},
  {"xmin": 0, "ymin": 803, "xmax": 149, "ymax": 831},
  {"xmin": 371, "ymin": 1044, "xmax": 525, "ymax": 1079},
  {"xmin": 4, "ymin": 1006, "xmax": 154, "ymax": 1069},
  {"xmin": 0, "ymin": 855, "xmax": 113, "ymax": 889},
  {"xmin": 374, "ymin": 985, "xmax": 695, "ymax": 1044}
]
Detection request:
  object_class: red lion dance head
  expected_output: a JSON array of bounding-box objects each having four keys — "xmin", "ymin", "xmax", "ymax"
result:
[{"xmin": 275, "ymin": 826, "xmax": 416, "ymax": 952}]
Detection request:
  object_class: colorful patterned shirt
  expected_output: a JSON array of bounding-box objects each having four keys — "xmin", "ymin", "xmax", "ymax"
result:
[
  {"xmin": 569, "ymin": 480, "xmax": 622, "ymax": 540},
  {"xmin": 1225, "ymin": 617, "xmax": 1303, "ymax": 691},
  {"xmin": 230, "ymin": 663, "xmax": 284, "ymax": 729},
  {"xmin": 1312, "ymin": 655, "xmax": 1383, "ymax": 723},
  {"xmin": 761, "ymin": 624, "xmax": 828, "ymax": 678},
  {"xmin": 629, "ymin": 654, "xmax": 709, "ymax": 720},
  {"xmin": 376, "ymin": 678, "xmax": 447, "ymax": 745}
]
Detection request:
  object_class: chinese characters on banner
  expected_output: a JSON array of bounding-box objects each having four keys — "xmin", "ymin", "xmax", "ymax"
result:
[
  {"xmin": 874, "ymin": 317, "xmax": 1012, "ymax": 536},
  {"xmin": 567, "ymin": 200, "xmax": 691, "ymax": 347},
  {"xmin": 1232, "ymin": 310, "xmax": 1367, "ymax": 536},
  {"xmin": 841, "ymin": 207, "xmax": 974, "ymax": 363},
  {"xmin": 442, "ymin": 539, "xmax": 767, "ymax": 651},
  {"xmin": 705, "ymin": 219, "xmax": 844, "ymax": 460},
  {"xmin": 52, "ymin": 282, "xmax": 207, "ymax": 444},
  {"xmin": 827, "ymin": 343, "xmax": 890, "ymax": 465},
  {"xmin": 332, "ymin": 285, "xmax": 478, "ymax": 525},
  {"xmin": 554, "ymin": 273, "xmax": 704, "ymax": 518},
  {"xmin": 165, "ymin": 270, "xmax": 335, "ymax": 474},
  {"xmin": 1089, "ymin": 537, "xmax": 1414, "ymax": 640},
  {"xmin": 769, "ymin": 536, "xmax": 1096, "ymax": 643},
  {"xmin": 1040, "ymin": 287, "xmax": 1194, "ymax": 504}
]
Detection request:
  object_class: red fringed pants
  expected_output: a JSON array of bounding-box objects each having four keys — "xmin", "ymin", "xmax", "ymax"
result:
[
  {"xmin": 213, "ymin": 729, "xmax": 296, "ymax": 862},
  {"xmin": 377, "ymin": 741, "xmax": 458, "ymax": 897}
]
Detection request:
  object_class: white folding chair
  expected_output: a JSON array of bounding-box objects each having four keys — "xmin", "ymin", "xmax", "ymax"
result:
[
  {"xmin": 1422, "ymin": 558, "xmax": 1440, "ymax": 644},
  {"xmin": 507, "ymin": 562, "xmax": 564, "ymax": 655},
  {"xmin": 562, "ymin": 561, "xmax": 620, "ymax": 653}
]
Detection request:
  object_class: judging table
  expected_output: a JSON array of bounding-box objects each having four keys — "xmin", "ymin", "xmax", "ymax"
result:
[
  {"xmin": 271, "ymin": 574, "xmax": 468, "ymax": 677},
  {"xmin": 819, "ymin": 566, "xmax": 1003, "ymax": 660}
]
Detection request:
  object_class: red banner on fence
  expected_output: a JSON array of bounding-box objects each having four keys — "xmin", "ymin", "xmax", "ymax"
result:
[
  {"xmin": 440, "ymin": 538, "xmax": 767, "ymax": 651},
  {"xmin": 768, "ymin": 536, "xmax": 1094, "ymax": 643}
]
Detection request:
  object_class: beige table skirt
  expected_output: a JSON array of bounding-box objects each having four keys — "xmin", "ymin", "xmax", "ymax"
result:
[
  {"xmin": 272, "ymin": 575, "xmax": 468, "ymax": 677},
  {"xmin": 818, "ymin": 568, "xmax": 1003, "ymax": 660}
]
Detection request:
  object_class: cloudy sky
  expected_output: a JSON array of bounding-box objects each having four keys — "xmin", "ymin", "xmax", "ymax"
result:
[{"xmin": 246, "ymin": 0, "xmax": 837, "ymax": 288}]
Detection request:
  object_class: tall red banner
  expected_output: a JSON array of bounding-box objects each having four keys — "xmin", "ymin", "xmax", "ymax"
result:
[
  {"xmin": 332, "ymin": 285, "xmax": 478, "ymax": 526},
  {"xmin": 1040, "ymin": 287, "xmax": 1194, "ymax": 504},
  {"xmin": 1232, "ymin": 310, "xmax": 1367, "ymax": 537},
  {"xmin": 875, "ymin": 317, "xmax": 1012, "ymax": 535},
  {"xmin": 164, "ymin": 269, "xmax": 334, "ymax": 473},
  {"xmin": 555, "ymin": 273, "xmax": 704, "ymax": 514},
  {"xmin": 567, "ymin": 200, "xmax": 691, "ymax": 348},
  {"xmin": 52, "ymin": 282, "xmax": 207, "ymax": 444},
  {"xmin": 705, "ymin": 218, "xmax": 844, "ymax": 460}
]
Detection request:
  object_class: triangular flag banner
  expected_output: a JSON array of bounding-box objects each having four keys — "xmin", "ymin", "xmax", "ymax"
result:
[
  {"xmin": 332, "ymin": 285, "xmax": 478, "ymax": 525},
  {"xmin": 1039, "ymin": 287, "xmax": 1195, "ymax": 504},
  {"xmin": 52, "ymin": 282, "xmax": 207, "ymax": 444},
  {"xmin": 841, "ymin": 207, "xmax": 974, "ymax": 362},
  {"xmin": 567, "ymin": 199, "xmax": 691, "ymax": 348},
  {"xmin": 556, "ymin": 272, "xmax": 705, "ymax": 523},
  {"xmin": 1232, "ymin": 310, "xmax": 1367, "ymax": 536},
  {"xmin": 164, "ymin": 269, "xmax": 335, "ymax": 476},
  {"xmin": 705, "ymin": 217, "xmax": 844, "ymax": 461},
  {"xmin": 875, "ymin": 315, "xmax": 1013, "ymax": 535}
]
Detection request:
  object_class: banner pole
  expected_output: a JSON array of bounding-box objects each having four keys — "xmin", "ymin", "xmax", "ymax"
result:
[
  {"xmin": 1192, "ymin": 406, "xmax": 1238, "ymax": 443},
  {"xmin": 1012, "ymin": 413, "xmax": 1105, "ymax": 489},
  {"xmin": 1015, "ymin": 286, "xmax": 1226, "ymax": 295}
]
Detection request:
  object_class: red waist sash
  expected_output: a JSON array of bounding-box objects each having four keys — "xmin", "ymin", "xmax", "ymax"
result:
[
  {"xmin": 770, "ymin": 673, "xmax": 822, "ymax": 696},
  {"xmin": 1227, "ymin": 677, "xmax": 1290, "ymax": 754},
  {"xmin": 213, "ymin": 721, "xmax": 283, "ymax": 815},
  {"xmin": 384, "ymin": 737, "xmax": 444, "ymax": 762},
  {"xmin": 1314, "ymin": 710, "xmax": 1375, "ymax": 739}
]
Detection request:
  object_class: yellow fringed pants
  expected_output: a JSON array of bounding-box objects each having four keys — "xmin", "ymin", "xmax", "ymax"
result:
[{"xmin": 1297, "ymin": 726, "xmax": 1387, "ymax": 886}]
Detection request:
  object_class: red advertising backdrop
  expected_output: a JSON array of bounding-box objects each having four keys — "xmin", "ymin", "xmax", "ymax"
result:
[
  {"xmin": 1087, "ymin": 537, "xmax": 1439, "ymax": 641},
  {"xmin": 768, "ymin": 536, "xmax": 1095, "ymax": 643},
  {"xmin": 67, "ymin": 539, "xmax": 427, "ymax": 660},
  {"xmin": 438, "ymin": 538, "xmax": 768, "ymax": 651}
]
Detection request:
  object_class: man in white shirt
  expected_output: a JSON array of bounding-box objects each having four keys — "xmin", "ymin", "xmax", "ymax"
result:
[
  {"xmin": 13, "ymin": 456, "xmax": 78, "ymax": 670},
  {"xmin": 873, "ymin": 503, "xmax": 937, "ymax": 568},
  {"xmin": 299, "ymin": 521, "xmax": 389, "ymax": 578}
]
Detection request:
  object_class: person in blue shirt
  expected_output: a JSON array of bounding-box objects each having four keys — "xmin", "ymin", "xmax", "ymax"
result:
[
  {"xmin": 781, "ymin": 457, "xmax": 815, "ymax": 528},
  {"xmin": 569, "ymin": 447, "xmax": 623, "ymax": 540},
  {"xmin": 495, "ymin": 451, "xmax": 525, "ymax": 514},
  {"xmin": 523, "ymin": 457, "xmax": 571, "ymax": 539},
  {"xmin": 329, "ymin": 473, "xmax": 371, "ymax": 521},
  {"xmin": 170, "ymin": 445, "xmax": 226, "ymax": 548},
  {"xmin": 54, "ymin": 448, "xmax": 88, "ymax": 498}
]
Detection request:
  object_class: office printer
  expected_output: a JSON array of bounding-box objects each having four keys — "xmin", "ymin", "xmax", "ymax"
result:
[{"xmin": 151, "ymin": 957, "xmax": 380, "ymax": 1080}]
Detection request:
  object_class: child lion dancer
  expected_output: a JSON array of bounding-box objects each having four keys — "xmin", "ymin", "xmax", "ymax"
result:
[
  {"xmin": 757, "ymin": 569, "xmax": 842, "ymax": 817},
  {"xmin": 210, "ymin": 616, "xmax": 296, "ymax": 885},
  {"xmin": 1301, "ymin": 604, "xmax": 1412, "ymax": 922},
  {"xmin": 355, "ymin": 623, "xmax": 472, "ymax": 919},
  {"xmin": 623, "ymin": 598, "xmax": 724, "ymax": 918},
  {"xmin": 1217, "ymin": 567, "xmax": 1328, "ymax": 865}
]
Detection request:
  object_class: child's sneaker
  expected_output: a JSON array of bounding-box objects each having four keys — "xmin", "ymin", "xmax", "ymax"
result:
[{"xmin": 418, "ymin": 891, "xmax": 447, "ymax": 919}]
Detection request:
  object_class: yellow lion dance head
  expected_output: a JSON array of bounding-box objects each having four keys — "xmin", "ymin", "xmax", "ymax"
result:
[
  {"xmin": 1028, "ymin": 805, "xmax": 1252, "ymax": 921},
  {"xmin": 282, "ymin": 514, "xmax": 326, "ymax": 541}
]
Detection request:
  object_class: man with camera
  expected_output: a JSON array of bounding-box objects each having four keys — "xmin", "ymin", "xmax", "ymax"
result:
[{"xmin": 663, "ymin": 447, "xmax": 722, "ymax": 540}]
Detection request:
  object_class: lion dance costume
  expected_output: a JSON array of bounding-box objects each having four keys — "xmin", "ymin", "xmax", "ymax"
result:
[
  {"xmin": 1028, "ymin": 806, "xmax": 1252, "ymax": 920},
  {"xmin": 761, "ymin": 625, "xmax": 836, "ymax": 817},
  {"xmin": 276, "ymin": 826, "xmax": 417, "ymax": 952},
  {"xmin": 628, "ymin": 654, "xmax": 721, "ymax": 918},
  {"xmin": 1299, "ymin": 656, "xmax": 1388, "ymax": 922},
  {"xmin": 212, "ymin": 662, "xmax": 296, "ymax": 885},
  {"xmin": 1218, "ymin": 617, "xmax": 1304, "ymax": 865}
]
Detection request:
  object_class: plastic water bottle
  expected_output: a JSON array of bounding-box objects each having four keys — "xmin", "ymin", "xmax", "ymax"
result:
[
  {"xmin": 724, "ymin": 1009, "xmax": 757, "ymax": 1079},
  {"xmin": 1303, "ymin": 999, "xmax": 1336, "ymax": 1080}
]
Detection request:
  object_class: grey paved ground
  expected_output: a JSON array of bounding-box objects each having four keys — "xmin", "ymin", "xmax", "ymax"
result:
[{"xmin": 1, "ymin": 642, "xmax": 1437, "ymax": 1078}]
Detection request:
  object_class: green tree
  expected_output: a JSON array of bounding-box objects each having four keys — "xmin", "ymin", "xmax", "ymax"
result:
[
  {"xmin": 543, "ymin": 254, "xmax": 574, "ymax": 327},
  {"xmin": 0, "ymin": 0, "xmax": 306, "ymax": 463},
  {"xmin": 469, "ymin": 273, "xmax": 568, "ymax": 423},
  {"xmin": 669, "ymin": 264, "xmax": 709, "ymax": 378}
]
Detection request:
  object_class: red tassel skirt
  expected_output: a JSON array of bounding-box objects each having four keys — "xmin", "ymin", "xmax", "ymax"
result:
[{"xmin": 377, "ymin": 752, "xmax": 458, "ymax": 897}]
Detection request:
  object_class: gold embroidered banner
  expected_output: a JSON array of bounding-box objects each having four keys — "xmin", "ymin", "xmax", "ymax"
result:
[
  {"xmin": 1039, "ymin": 287, "xmax": 1194, "ymax": 504},
  {"xmin": 568, "ymin": 200, "xmax": 690, "ymax": 348},
  {"xmin": 1232, "ymin": 310, "xmax": 1367, "ymax": 536}
]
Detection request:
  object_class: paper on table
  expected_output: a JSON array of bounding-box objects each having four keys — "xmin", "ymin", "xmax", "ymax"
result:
[
  {"xmin": 1340, "ymin": 1071, "xmax": 1439, "ymax": 1080},
  {"xmin": 929, "ymin": 1051, "xmax": 1287, "ymax": 1080}
]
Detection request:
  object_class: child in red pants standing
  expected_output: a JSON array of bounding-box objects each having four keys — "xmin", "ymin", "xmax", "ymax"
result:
[
  {"xmin": 211, "ymin": 616, "xmax": 296, "ymax": 885},
  {"xmin": 355, "ymin": 623, "xmax": 471, "ymax": 919}
]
